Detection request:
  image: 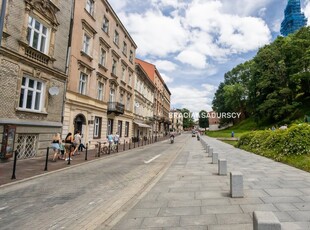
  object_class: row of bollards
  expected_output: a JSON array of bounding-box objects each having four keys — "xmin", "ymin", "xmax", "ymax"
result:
[
  {"xmin": 199, "ymin": 137, "xmax": 281, "ymax": 230},
  {"xmin": 11, "ymin": 145, "xmax": 89, "ymax": 180}
]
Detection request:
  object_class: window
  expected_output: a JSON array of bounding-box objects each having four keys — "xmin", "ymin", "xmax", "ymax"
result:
[
  {"xmin": 112, "ymin": 59, "xmax": 117, "ymax": 75},
  {"xmin": 94, "ymin": 117, "xmax": 102, "ymax": 138},
  {"xmin": 126, "ymin": 95, "xmax": 131, "ymax": 110},
  {"xmin": 121, "ymin": 65, "xmax": 126, "ymax": 81},
  {"xmin": 134, "ymin": 101, "xmax": 138, "ymax": 114},
  {"xmin": 125, "ymin": 122, "xmax": 129, "ymax": 137},
  {"xmin": 108, "ymin": 119, "xmax": 113, "ymax": 135},
  {"xmin": 109, "ymin": 88, "xmax": 115, "ymax": 102},
  {"xmin": 97, "ymin": 81, "xmax": 104, "ymax": 100},
  {"xmin": 120, "ymin": 93, "xmax": 124, "ymax": 104},
  {"xmin": 79, "ymin": 72, "xmax": 88, "ymax": 95},
  {"xmin": 122, "ymin": 42, "xmax": 127, "ymax": 55},
  {"xmin": 128, "ymin": 72, "xmax": 132, "ymax": 86},
  {"xmin": 118, "ymin": 120, "xmax": 123, "ymax": 137},
  {"xmin": 129, "ymin": 50, "xmax": 133, "ymax": 63},
  {"xmin": 19, "ymin": 75, "xmax": 44, "ymax": 111},
  {"xmin": 113, "ymin": 30, "xmax": 119, "ymax": 45},
  {"xmin": 86, "ymin": 0, "xmax": 94, "ymax": 15},
  {"xmin": 83, "ymin": 33, "xmax": 91, "ymax": 54},
  {"xmin": 99, "ymin": 48, "xmax": 106, "ymax": 66},
  {"xmin": 102, "ymin": 16, "xmax": 109, "ymax": 34},
  {"xmin": 27, "ymin": 16, "xmax": 48, "ymax": 53}
]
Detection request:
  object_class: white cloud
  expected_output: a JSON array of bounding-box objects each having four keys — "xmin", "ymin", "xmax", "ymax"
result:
[
  {"xmin": 258, "ymin": 7, "xmax": 267, "ymax": 18},
  {"xmin": 221, "ymin": 0, "xmax": 272, "ymax": 16},
  {"xmin": 170, "ymin": 83, "xmax": 217, "ymax": 113},
  {"xmin": 176, "ymin": 50, "xmax": 207, "ymax": 69},
  {"xmin": 120, "ymin": 10, "xmax": 188, "ymax": 57},
  {"xmin": 149, "ymin": 60, "xmax": 177, "ymax": 72},
  {"xmin": 305, "ymin": 1, "xmax": 310, "ymax": 26},
  {"xmin": 161, "ymin": 73, "xmax": 174, "ymax": 83}
]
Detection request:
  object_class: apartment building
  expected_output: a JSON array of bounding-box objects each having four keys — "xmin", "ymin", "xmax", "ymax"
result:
[
  {"xmin": 135, "ymin": 59, "xmax": 171, "ymax": 137},
  {"xmin": 0, "ymin": 0, "xmax": 71, "ymax": 159},
  {"xmin": 133, "ymin": 63, "xmax": 155, "ymax": 141},
  {"xmin": 63, "ymin": 0, "xmax": 137, "ymax": 147},
  {"xmin": 169, "ymin": 109, "xmax": 183, "ymax": 133}
]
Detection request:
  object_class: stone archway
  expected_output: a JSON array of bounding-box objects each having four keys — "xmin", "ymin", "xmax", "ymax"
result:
[{"xmin": 74, "ymin": 114, "xmax": 86, "ymax": 134}]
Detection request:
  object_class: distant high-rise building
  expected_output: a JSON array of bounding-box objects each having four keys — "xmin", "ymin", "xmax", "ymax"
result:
[{"xmin": 281, "ymin": 0, "xmax": 307, "ymax": 36}]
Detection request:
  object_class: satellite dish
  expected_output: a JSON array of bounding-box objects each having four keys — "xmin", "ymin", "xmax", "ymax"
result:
[{"xmin": 48, "ymin": 87, "xmax": 59, "ymax": 96}]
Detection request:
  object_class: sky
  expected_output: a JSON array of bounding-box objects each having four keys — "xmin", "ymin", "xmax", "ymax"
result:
[{"xmin": 109, "ymin": 0, "xmax": 310, "ymax": 114}]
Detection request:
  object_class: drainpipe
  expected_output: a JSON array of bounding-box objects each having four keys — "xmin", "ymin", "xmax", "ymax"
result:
[
  {"xmin": 0, "ymin": 0, "xmax": 7, "ymax": 46},
  {"xmin": 61, "ymin": 0, "xmax": 75, "ymax": 138}
]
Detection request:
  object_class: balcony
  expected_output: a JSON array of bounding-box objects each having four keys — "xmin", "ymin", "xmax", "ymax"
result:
[{"xmin": 107, "ymin": 102, "xmax": 124, "ymax": 115}]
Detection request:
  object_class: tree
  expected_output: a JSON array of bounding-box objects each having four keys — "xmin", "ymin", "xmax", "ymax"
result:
[
  {"xmin": 198, "ymin": 110, "xmax": 209, "ymax": 130},
  {"xmin": 180, "ymin": 108, "xmax": 194, "ymax": 129}
]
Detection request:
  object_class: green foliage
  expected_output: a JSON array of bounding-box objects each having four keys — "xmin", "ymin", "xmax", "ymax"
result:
[
  {"xmin": 212, "ymin": 26, "xmax": 310, "ymax": 125},
  {"xmin": 237, "ymin": 124, "xmax": 310, "ymax": 160},
  {"xmin": 199, "ymin": 110, "xmax": 209, "ymax": 129},
  {"xmin": 179, "ymin": 108, "xmax": 194, "ymax": 129}
]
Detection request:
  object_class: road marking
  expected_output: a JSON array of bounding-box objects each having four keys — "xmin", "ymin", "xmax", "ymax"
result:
[
  {"xmin": 144, "ymin": 154, "xmax": 161, "ymax": 164},
  {"xmin": 0, "ymin": 206, "xmax": 8, "ymax": 211}
]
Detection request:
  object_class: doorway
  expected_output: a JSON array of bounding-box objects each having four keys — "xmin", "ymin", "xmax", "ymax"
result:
[{"xmin": 74, "ymin": 114, "xmax": 86, "ymax": 134}]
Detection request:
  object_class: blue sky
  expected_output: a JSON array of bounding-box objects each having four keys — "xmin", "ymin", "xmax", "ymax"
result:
[{"xmin": 109, "ymin": 0, "xmax": 310, "ymax": 113}]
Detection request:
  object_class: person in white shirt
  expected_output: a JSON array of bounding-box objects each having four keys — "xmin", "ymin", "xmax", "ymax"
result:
[{"xmin": 114, "ymin": 132, "xmax": 120, "ymax": 145}]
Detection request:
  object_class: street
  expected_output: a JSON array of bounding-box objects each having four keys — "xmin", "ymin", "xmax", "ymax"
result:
[
  {"xmin": 2, "ymin": 134, "xmax": 310, "ymax": 230},
  {"xmin": 0, "ymin": 134, "xmax": 187, "ymax": 230}
]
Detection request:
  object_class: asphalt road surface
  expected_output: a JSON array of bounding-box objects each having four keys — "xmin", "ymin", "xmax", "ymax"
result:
[{"xmin": 0, "ymin": 134, "xmax": 188, "ymax": 230}]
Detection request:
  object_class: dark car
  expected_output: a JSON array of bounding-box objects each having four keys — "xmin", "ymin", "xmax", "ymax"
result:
[{"xmin": 192, "ymin": 131, "xmax": 196, "ymax": 137}]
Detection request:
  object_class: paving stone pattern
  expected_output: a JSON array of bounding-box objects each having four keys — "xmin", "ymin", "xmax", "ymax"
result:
[{"xmin": 111, "ymin": 136, "xmax": 310, "ymax": 230}]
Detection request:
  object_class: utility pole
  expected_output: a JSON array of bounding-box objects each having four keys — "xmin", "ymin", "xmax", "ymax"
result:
[{"xmin": 0, "ymin": 0, "xmax": 7, "ymax": 46}]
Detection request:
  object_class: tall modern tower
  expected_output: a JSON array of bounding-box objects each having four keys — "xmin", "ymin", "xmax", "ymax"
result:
[{"xmin": 280, "ymin": 0, "xmax": 307, "ymax": 36}]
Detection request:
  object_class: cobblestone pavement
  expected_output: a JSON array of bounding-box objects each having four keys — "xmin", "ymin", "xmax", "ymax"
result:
[
  {"xmin": 110, "ymin": 135, "xmax": 310, "ymax": 230},
  {"xmin": 0, "ymin": 135, "xmax": 186, "ymax": 230}
]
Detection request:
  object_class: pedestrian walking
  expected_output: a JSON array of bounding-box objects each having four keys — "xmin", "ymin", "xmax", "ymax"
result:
[
  {"xmin": 114, "ymin": 132, "xmax": 120, "ymax": 145},
  {"xmin": 64, "ymin": 132, "xmax": 74, "ymax": 161},
  {"xmin": 73, "ymin": 130, "xmax": 82, "ymax": 155},
  {"xmin": 78, "ymin": 134, "xmax": 86, "ymax": 152},
  {"xmin": 51, "ymin": 133, "xmax": 61, "ymax": 161}
]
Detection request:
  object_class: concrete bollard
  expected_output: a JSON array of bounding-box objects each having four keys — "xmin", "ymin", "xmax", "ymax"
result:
[
  {"xmin": 212, "ymin": 151, "xmax": 217, "ymax": 163},
  {"xmin": 218, "ymin": 159, "xmax": 227, "ymax": 175},
  {"xmin": 208, "ymin": 148, "xmax": 213, "ymax": 157},
  {"xmin": 253, "ymin": 211, "xmax": 281, "ymax": 230},
  {"xmin": 230, "ymin": 171, "xmax": 243, "ymax": 198}
]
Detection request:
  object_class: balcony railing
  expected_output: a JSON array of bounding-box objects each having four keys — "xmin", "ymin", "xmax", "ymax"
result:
[{"xmin": 107, "ymin": 102, "xmax": 124, "ymax": 115}]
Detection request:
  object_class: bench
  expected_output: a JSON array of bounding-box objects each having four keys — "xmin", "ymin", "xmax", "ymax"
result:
[
  {"xmin": 230, "ymin": 171, "xmax": 243, "ymax": 198},
  {"xmin": 253, "ymin": 211, "xmax": 281, "ymax": 230}
]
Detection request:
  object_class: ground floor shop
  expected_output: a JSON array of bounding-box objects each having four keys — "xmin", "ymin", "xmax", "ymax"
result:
[{"xmin": 0, "ymin": 121, "xmax": 62, "ymax": 159}]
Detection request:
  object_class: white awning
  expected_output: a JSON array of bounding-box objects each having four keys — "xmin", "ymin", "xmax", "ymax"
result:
[{"xmin": 133, "ymin": 121, "xmax": 151, "ymax": 128}]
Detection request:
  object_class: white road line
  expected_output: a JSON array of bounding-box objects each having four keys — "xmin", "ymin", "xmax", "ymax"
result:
[{"xmin": 144, "ymin": 154, "xmax": 161, "ymax": 164}]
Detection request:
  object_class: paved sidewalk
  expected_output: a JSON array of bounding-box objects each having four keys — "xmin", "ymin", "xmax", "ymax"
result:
[
  {"xmin": 0, "ymin": 137, "xmax": 169, "ymax": 187},
  {"xmin": 111, "ymin": 136, "xmax": 310, "ymax": 230}
]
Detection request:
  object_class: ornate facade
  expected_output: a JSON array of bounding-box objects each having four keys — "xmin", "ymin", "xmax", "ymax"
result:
[
  {"xmin": 0, "ymin": 0, "xmax": 71, "ymax": 159},
  {"xmin": 63, "ymin": 0, "xmax": 137, "ymax": 147},
  {"xmin": 133, "ymin": 63, "xmax": 155, "ymax": 141},
  {"xmin": 135, "ymin": 58, "xmax": 171, "ymax": 137}
]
